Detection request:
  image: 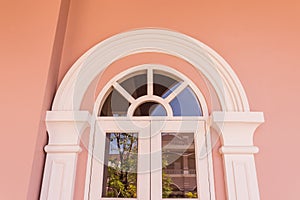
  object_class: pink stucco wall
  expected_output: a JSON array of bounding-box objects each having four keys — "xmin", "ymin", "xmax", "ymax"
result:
[
  {"xmin": 0, "ymin": 0, "xmax": 66, "ymax": 199},
  {"xmin": 0, "ymin": 0, "xmax": 300, "ymax": 199}
]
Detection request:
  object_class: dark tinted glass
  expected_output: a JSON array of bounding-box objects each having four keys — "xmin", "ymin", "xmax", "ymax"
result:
[
  {"xmin": 119, "ymin": 73, "xmax": 147, "ymax": 99},
  {"xmin": 133, "ymin": 102, "xmax": 167, "ymax": 116},
  {"xmin": 153, "ymin": 73, "xmax": 181, "ymax": 98},
  {"xmin": 100, "ymin": 88, "xmax": 130, "ymax": 116}
]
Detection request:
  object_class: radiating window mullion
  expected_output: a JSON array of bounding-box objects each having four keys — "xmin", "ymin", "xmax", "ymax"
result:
[
  {"xmin": 113, "ymin": 82, "xmax": 135, "ymax": 103},
  {"xmin": 165, "ymin": 81, "xmax": 188, "ymax": 103}
]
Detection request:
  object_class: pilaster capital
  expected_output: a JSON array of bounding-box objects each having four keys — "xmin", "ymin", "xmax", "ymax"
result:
[
  {"xmin": 211, "ymin": 111, "xmax": 264, "ymax": 147},
  {"xmin": 45, "ymin": 111, "xmax": 90, "ymax": 145}
]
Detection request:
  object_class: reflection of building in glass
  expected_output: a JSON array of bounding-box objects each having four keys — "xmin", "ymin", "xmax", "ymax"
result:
[{"xmin": 162, "ymin": 133, "xmax": 198, "ymax": 198}]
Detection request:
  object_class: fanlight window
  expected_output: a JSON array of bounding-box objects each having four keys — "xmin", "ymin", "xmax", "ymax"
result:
[{"xmin": 99, "ymin": 67, "xmax": 203, "ymax": 117}]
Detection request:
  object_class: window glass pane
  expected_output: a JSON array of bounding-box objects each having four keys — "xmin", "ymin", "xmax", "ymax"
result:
[
  {"xmin": 119, "ymin": 72, "xmax": 147, "ymax": 99},
  {"xmin": 170, "ymin": 87, "xmax": 202, "ymax": 116},
  {"xmin": 133, "ymin": 102, "xmax": 167, "ymax": 116},
  {"xmin": 100, "ymin": 88, "xmax": 130, "ymax": 116},
  {"xmin": 102, "ymin": 133, "xmax": 138, "ymax": 198},
  {"xmin": 153, "ymin": 73, "xmax": 182, "ymax": 98},
  {"xmin": 161, "ymin": 133, "xmax": 198, "ymax": 198}
]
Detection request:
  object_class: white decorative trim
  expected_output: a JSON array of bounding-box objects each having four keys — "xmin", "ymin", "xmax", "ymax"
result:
[
  {"xmin": 222, "ymin": 155, "xmax": 260, "ymax": 200},
  {"xmin": 205, "ymin": 127, "xmax": 216, "ymax": 200},
  {"xmin": 112, "ymin": 82, "xmax": 135, "ymax": 104},
  {"xmin": 44, "ymin": 145, "xmax": 82, "ymax": 153},
  {"xmin": 52, "ymin": 28, "xmax": 249, "ymax": 112},
  {"xmin": 41, "ymin": 29, "xmax": 264, "ymax": 200},
  {"xmin": 219, "ymin": 146, "xmax": 259, "ymax": 154},
  {"xmin": 211, "ymin": 112, "xmax": 264, "ymax": 146},
  {"xmin": 40, "ymin": 111, "xmax": 90, "ymax": 200},
  {"xmin": 211, "ymin": 111, "xmax": 263, "ymax": 200},
  {"xmin": 164, "ymin": 81, "xmax": 188, "ymax": 103},
  {"xmin": 147, "ymin": 67, "xmax": 153, "ymax": 95},
  {"xmin": 45, "ymin": 111, "xmax": 90, "ymax": 145},
  {"xmin": 127, "ymin": 95, "xmax": 173, "ymax": 117},
  {"xmin": 47, "ymin": 160, "xmax": 64, "ymax": 199}
]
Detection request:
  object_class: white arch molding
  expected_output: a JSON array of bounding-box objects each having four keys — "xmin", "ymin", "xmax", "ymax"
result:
[
  {"xmin": 52, "ymin": 29, "xmax": 248, "ymax": 112},
  {"xmin": 41, "ymin": 29, "xmax": 264, "ymax": 200}
]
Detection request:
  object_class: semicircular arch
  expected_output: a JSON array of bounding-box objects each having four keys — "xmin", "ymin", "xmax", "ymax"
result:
[{"xmin": 52, "ymin": 28, "xmax": 250, "ymax": 112}]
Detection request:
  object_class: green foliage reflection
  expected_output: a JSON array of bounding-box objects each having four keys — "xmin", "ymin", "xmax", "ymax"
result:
[{"xmin": 102, "ymin": 133, "xmax": 138, "ymax": 198}]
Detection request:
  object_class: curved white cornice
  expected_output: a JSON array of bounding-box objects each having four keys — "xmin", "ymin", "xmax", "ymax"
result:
[{"xmin": 52, "ymin": 28, "xmax": 250, "ymax": 112}]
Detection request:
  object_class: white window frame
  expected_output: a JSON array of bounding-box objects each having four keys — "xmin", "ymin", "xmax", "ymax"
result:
[
  {"xmin": 87, "ymin": 64, "xmax": 214, "ymax": 200},
  {"xmin": 89, "ymin": 119, "xmax": 151, "ymax": 200},
  {"xmin": 150, "ymin": 119, "xmax": 210, "ymax": 200}
]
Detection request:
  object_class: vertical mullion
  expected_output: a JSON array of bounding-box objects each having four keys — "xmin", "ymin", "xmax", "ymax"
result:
[
  {"xmin": 137, "ymin": 121, "xmax": 151, "ymax": 200},
  {"xmin": 150, "ymin": 121, "xmax": 163, "ymax": 200},
  {"xmin": 194, "ymin": 121, "xmax": 210, "ymax": 200},
  {"xmin": 147, "ymin": 68, "xmax": 153, "ymax": 96}
]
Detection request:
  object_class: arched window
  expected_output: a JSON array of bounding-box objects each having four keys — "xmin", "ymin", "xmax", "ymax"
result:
[
  {"xmin": 98, "ymin": 65, "xmax": 206, "ymax": 117},
  {"xmin": 89, "ymin": 65, "xmax": 213, "ymax": 200}
]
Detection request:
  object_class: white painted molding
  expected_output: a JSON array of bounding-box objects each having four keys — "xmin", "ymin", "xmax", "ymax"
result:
[
  {"xmin": 41, "ymin": 29, "xmax": 265, "ymax": 200},
  {"xmin": 211, "ymin": 111, "xmax": 264, "ymax": 146},
  {"xmin": 219, "ymin": 146, "xmax": 259, "ymax": 154},
  {"xmin": 40, "ymin": 111, "xmax": 90, "ymax": 200},
  {"xmin": 211, "ymin": 111, "xmax": 264, "ymax": 200},
  {"xmin": 52, "ymin": 28, "xmax": 250, "ymax": 112},
  {"xmin": 44, "ymin": 145, "xmax": 82, "ymax": 153},
  {"xmin": 127, "ymin": 95, "xmax": 174, "ymax": 117},
  {"xmin": 45, "ymin": 111, "xmax": 90, "ymax": 145}
]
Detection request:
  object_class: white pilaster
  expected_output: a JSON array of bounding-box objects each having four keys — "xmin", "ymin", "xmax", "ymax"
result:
[
  {"xmin": 211, "ymin": 112, "xmax": 264, "ymax": 200},
  {"xmin": 40, "ymin": 111, "xmax": 90, "ymax": 200}
]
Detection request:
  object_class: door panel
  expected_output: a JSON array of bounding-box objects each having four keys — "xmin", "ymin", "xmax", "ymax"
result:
[
  {"xmin": 89, "ymin": 120, "xmax": 151, "ymax": 200},
  {"xmin": 151, "ymin": 120, "xmax": 209, "ymax": 200},
  {"xmin": 89, "ymin": 119, "xmax": 209, "ymax": 200}
]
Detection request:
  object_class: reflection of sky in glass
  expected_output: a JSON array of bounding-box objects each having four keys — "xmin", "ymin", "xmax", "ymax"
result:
[
  {"xmin": 161, "ymin": 82, "xmax": 181, "ymax": 99},
  {"xmin": 134, "ymin": 102, "xmax": 167, "ymax": 116},
  {"xmin": 149, "ymin": 103, "xmax": 167, "ymax": 116},
  {"xmin": 170, "ymin": 86, "xmax": 202, "ymax": 116},
  {"xmin": 108, "ymin": 133, "xmax": 138, "ymax": 154},
  {"xmin": 152, "ymin": 84, "xmax": 202, "ymax": 116}
]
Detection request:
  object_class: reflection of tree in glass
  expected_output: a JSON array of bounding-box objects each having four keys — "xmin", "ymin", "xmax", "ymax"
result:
[
  {"xmin": 103, "ymin": 133, "xmax": 198, "ymax": 198},
  {"xmin": 103, "ymin": 133, "xmax": 138, "ymax": 198},
  {"xmin": 162, "ymin": 155, "xmax": 173, "ymax": 198}
]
